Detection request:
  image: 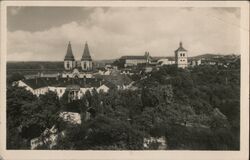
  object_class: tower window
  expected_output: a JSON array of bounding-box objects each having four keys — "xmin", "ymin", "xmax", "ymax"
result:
[
  {"xmin": 67, "ymin": 62, "xmax": 70, "ymax": 68},
  {"xmin": 84, "ymin": 62, "xmax": 87, "ymax": 69},
  {"xmin": 183, "ymin": 53, "xmax": 185, "ymax": 56}
]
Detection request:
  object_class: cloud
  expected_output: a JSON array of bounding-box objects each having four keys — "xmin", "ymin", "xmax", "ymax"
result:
[{"xmin": 7, "ymin": 7, "xmax": 241, "ymax": 61}]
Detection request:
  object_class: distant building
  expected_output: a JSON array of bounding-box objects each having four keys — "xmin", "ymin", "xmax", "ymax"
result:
[
  {"xmin": 175, "ymin": 42, "xmax": 188, "ymax": 69},
  {"xmin": 63, "ymin": 41, "xmax": 94, "ymax": 78},
  {"xmin": 119, "ymin": 51, "xmax": 152, "ymax": 67},
  {"xmin": 190, "ymin": 59, "xmax": 202, "ymax": 67},
  {"xmin": 154, "ymin": 57, "xmax": 175, "ymax": 66}
]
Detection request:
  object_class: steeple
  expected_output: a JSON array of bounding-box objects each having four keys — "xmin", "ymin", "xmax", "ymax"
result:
[
  {"xmin": 81, "ymin": 42, "xmax": 92, "ymax": 61},
  {"xmin": 175, "ymin": 41, "xmax": 187, "ymax": 52},
  {"xmin": 64, "ymin": 41, "xmax": 75, "ymax": 61}
]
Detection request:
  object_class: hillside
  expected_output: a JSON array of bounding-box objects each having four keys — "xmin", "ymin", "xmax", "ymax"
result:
[{"xmin": 7, "ymin": 60, "xmax": 240, "ymax": 150}]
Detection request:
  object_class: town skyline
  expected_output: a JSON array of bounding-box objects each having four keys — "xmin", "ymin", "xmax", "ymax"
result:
[{"xmin": 7, "ymin": 7, "xmax": 241, "ymax": 61}]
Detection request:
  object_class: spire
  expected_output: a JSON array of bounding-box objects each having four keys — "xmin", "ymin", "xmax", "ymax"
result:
[
  {"xmin": 81, "ymin": 41, "xmax": 92, "ymax": 61},
  {"xmin": 180, "ymin": 41, "xmax": 183, "ymax": 47},
  {"xmin": 175, "ymin": 41, "xmax": 187, "ymax": 52},
  {"xmin": 64, "ymin": 41, "xmax": 75, "ymax": 61}
]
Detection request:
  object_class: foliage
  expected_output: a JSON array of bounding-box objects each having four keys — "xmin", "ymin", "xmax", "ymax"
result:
[{"xmin": 7, "ymin": 63, "xmax": 240, "ymax": 150}]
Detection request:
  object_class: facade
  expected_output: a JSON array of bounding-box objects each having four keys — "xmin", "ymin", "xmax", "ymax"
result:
[
  {"xmin": 175, "ymin": 42, "xmax": 188, "ymax": 69},
  {"xmin": 15, "ymin": 78, "xmax": 111, "ymax": 100}
]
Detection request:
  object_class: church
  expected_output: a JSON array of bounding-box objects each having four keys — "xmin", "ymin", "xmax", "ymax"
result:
[
  {"xmin": 14, "ymin": 41, "xmax": 116, "ymax": 101},
  {"xmin": 62, "ymin": 41, "xmax": 95, "ymax": 78}
]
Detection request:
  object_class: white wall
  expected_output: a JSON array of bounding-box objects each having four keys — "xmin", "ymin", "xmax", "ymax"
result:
[{"xmin": 16, "ymin": 80, "xmax": 34, "ymax": 94}]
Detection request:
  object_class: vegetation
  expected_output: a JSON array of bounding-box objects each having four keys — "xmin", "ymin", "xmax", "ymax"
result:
[{"xmin": 7, "ymin": 61, "xmax": 240, "ymax": 150}]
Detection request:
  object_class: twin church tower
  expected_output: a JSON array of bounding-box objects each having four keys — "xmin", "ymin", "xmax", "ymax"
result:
[
  {"xmin": 64, "ymin": 41, "xmax": 93, "ymax": 71},
  {"xmin": 64, "ymin": 41, "xmax": 188, "ymax": 71}
]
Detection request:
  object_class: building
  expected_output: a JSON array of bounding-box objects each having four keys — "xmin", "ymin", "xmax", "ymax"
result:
[
  {"xmin": 154, "ymin": 57, "xmax": 176, "ymax": 66},
  {"xmin": 119, "ymin": 51, "xmax": 152, "ymax": 67},
  {"xmin": 190, "ymin": 59, "xmax": 202, "ymax": 67},
  {"xmin": 14, "ymin": 77, "xmax": 113, "ymax": 100},
  {"xmin": 62, "ymin": 41, "xmax": 95, "ymax": 78},
  {"xmin": 175, "ymin": 42, "xmax": 188, "ymax": 69}
]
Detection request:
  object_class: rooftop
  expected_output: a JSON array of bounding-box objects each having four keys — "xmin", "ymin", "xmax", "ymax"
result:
[
  {"xmin": 64, "ymin": 42, "xmax": 75, "ymax": 61},
  {"xmin": 175, "ymin": 42, "xmax": 187, "ymax": 52},
  {"xmin": 81, "ymin": 42, "xmax": 92, "ymax": 61}
]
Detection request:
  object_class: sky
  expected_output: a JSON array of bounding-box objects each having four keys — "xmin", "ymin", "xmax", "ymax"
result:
[{"xmin": 7, "ymin": 7, "xmax": 241, "ymax": 61}]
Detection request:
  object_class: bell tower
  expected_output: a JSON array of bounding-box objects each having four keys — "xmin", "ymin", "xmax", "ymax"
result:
[
  {"xmin": 64, "ymin": 41, "xmax": 76, "ymax": 70},
  {"xmin": 175, "ymin": 42, "xmax": 188, "ymax": 69},
  {"xmin": 81, "ymin": 42, "xmax": 93, "ymax": 71}
]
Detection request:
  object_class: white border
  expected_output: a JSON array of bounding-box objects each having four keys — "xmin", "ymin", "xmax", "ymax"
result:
[{"xmin": 0, "ymin": 1, "xmax": 249, "ymax": 160}]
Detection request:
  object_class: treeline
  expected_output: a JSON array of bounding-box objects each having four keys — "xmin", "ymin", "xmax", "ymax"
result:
[
  {"xmin": 7, "ymin": 64, "xmax": 240, "ymax": 150},
  {"xmin": 7, "ymin": 61, "xmax": 64, "ymax": 70}
]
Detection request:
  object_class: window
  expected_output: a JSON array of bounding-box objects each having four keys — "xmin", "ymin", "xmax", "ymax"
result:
[
  {"xmin": 180, "ymin": 53, "xmax": 182, "ymax": 57},
  {"xmin": 67, "ymin": 62, "xmax": 70, "ymax": 68},
  {"xmin": 84, "ymin": 62, "xmax": 87, "ymax": 69},
  {"xmin": 183, "ymin": 53, "xmax": 185, "ymax": 57}
]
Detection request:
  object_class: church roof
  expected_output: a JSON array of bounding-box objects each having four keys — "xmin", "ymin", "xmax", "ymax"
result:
[
  {"xmin": 64, "ymin": 42, "xmax": 75, "ymax": 61},
  {"xmin": 81, "ymin": 42, "xmax": 92, "ymax": 61},
  {"xmin": 175, "ymin": 42, "xmax": 187, "ymax": 52}
]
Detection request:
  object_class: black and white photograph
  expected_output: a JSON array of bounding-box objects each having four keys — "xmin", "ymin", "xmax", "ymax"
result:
[{"xmin": 0, "ymin": 1, "xmax": 249, "ymax": 160}]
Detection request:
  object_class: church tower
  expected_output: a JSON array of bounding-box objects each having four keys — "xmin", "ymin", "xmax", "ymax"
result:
[
  {"xmin": 175, "ymin": 42, "xmax": 188, "ymax": 69},
  {"xmin": 81, "ymin": 42, "xmax": 93, "ymax": 71},
  {"xmin": 64, "ymin": 41, "xmax": 76, "ymax": 70}
]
